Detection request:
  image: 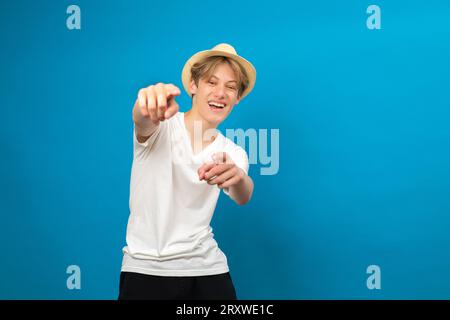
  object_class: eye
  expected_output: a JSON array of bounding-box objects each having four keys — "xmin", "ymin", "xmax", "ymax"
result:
[
  {"xmin": 227, "ymin": 86, "xmax": 237, "ymax": 90},
  {"xmin": 208, "ymin": 80, "xmax": 216, "ymax": 85}
]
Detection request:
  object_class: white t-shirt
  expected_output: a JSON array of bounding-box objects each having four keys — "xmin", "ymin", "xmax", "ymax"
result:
[{"xmin": 121, "ymin": 112, "xmax": 249, "ymax": 277}]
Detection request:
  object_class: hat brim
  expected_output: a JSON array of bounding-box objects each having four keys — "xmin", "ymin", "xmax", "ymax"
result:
[{"xmin": 181, "ymin": 49, "xmax": 256, "ymax": 100}]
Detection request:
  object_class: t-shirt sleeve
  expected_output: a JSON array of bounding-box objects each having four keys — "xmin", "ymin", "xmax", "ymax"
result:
[
  {"xmin": 223, "ymin": 146, "xmax": 250, "ymax": 196},
  {"xmin": 229, "ymin": 146, "xmax": 249, "ymax": 175},
  {"xmin": 133, "ymin": 122, "xmax": 165, "ymax": 161}
]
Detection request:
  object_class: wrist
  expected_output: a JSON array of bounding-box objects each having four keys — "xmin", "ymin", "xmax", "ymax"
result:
[
  {"xmin": 135, "ymin": 121, "xmax": 159, "ymax": 137},
  {"xmin": 232, "ymin": 168, "xmax": 247, "ymax": 188}
]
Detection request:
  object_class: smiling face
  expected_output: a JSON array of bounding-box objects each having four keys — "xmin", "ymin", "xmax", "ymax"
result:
[{"xmin": 189, "ymin": 61, "xmax": 241, "ymax": 127}]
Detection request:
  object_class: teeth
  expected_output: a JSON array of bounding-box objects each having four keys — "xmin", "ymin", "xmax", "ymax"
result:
[{"xmin": 209, "ymin": 102, "xmax": 225, "ymax": 108}]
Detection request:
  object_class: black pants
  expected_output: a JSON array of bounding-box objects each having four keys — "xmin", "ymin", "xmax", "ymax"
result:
[{"xmin": 118, "ymin": 271, "xmax": 237, "ymax": 300}]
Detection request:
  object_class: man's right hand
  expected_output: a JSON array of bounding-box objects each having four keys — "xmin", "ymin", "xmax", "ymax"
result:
[{"xmin": 134, "ymin": 83, "xmax": 181, "ymax": 126}]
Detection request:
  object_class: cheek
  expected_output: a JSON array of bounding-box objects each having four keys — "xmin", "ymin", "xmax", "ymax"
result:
[
  {"xmin": 201, "ymin": 88, "xmax": 212, "ymax": 99},
  {"xmin": 229, "ymin": 96, "xmax": 238, "ymax": 107},
  {"xmin": 196, "ymin": 88, "xmax": 209, "ymax": 101}
]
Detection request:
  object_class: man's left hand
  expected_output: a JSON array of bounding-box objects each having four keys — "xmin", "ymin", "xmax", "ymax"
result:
[{"xmin": 197, "ymin": 152, "xmax": 245, "ymax": 189}]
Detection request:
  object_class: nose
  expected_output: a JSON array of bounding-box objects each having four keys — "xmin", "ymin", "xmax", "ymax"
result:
[{"xmin": 212, "ymin": 84, "xmax": 226, "ymax": 98}]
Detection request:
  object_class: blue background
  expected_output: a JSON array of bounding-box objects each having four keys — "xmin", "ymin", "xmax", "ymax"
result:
[{"xmin": 1, "ymin": 0, "xmax": 450, "ymax": 299}]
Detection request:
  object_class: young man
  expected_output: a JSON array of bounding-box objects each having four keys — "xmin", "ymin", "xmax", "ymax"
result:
[{"xmin": 118, "ymin": 43, "xmax": 256, "ymax": 300}]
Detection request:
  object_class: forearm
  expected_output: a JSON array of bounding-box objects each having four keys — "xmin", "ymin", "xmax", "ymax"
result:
[{"xmin": 228, "ymin": 173, "xmax": 254, "ymax": 205}]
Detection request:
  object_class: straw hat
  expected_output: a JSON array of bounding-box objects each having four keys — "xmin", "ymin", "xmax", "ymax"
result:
[{"xmin": 181, "ymin": 43, "xmax": 256, "ymax": 100}]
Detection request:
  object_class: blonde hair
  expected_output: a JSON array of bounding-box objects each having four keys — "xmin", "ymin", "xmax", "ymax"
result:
[{"xmin": 190, "ymin": 56, "xmax": 249, "ymax": 98}]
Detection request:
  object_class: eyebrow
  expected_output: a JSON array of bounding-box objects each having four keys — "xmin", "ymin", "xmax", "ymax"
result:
[{"xmin": 209, "ymin": 75, "xmax": 237, "ymax": 84}]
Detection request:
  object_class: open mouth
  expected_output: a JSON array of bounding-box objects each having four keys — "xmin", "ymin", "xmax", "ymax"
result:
[{"xmin": 208, "ymin": 101, "xmax": 226, "ymax": 110}]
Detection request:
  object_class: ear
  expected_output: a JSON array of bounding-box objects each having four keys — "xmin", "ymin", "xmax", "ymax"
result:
[{"xmin": 189, "ymin": 80, "xmax": 198, "ymax": 96}]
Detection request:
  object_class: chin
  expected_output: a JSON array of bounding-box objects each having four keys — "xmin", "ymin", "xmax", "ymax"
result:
[
  {"xmin": 200, "ymin": 108, "xmax": 229, "ymax": 125},
  {"xmin": 204, "ymin": 113, "xmax": 224, "ymax": 126}
]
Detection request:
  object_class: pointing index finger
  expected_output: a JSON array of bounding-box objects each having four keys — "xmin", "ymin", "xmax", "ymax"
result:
[
  {"xmin": 164, "ymin": 84, "xmax": 181, "ymax": 97},
  {"xmin": 198, "ymin": 162, "xmax": 216, "ymax": 180}
]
